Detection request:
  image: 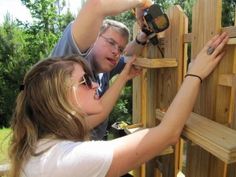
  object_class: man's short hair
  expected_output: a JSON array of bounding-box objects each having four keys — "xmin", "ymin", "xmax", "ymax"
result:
[{"xmin": 100, "ymin": 19, "xmax": 130, "ymax": 41}]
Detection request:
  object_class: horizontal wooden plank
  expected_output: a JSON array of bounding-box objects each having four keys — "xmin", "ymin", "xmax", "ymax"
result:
[
  {"xmin": 184, "ymin": 35, "xmax": 236, "ymax": 45},
  {"xmin": 124, "ymin": 125, "xmax": 174, "ymax": 156},
  {"xmin": 126, "ymin": 123, "xmax": 143, "ymax": 129},
  {"xmin": 218, "ymin": 74, "xmax": 236, "ymax": 87},
  {"xmin": 227, "ymin": 38, "xmax": 236, "ymax": 45},
  {"xmin": 124, "ymin": 126, "xmax": 144, "ymax": 134},
  {"xmin": 222, "ymin": 26, "xmax": 236, "ymax": 38},
  {"xmin": 184, "ymin": 26, "xmax": 236, "ymax": 44},
  {"xmin": 156, "ymin": 109, "xmax": 236, "ymax": 164},
  {"xmin": 133, "ymin": 58, "xmax": 177, "ymax": 68}
]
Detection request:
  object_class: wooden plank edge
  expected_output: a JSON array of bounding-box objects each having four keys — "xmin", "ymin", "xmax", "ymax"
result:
[
  {"xmin": 124, "ymin": 123, "xmax": 174, "ymax": 156},
  {"xmin": 222, "ymin": 26, "xmax": 236, "ymax": 38},
  {"xmin": 182, "ymin": 129, "xmax": 236, "ymax": 164},
  {"xmin": 218, "ymin": 74, "xmax": 236, "ymax": 87},
  {"xmin": 227, "ymin": 38, "xmax": 236, "ymax": 45},
  {"xmin": 184, "ymin": 26, "xmax": 236, "ymax": 43},
  {"xmin": 134, "ymin": 58, "xmax": 177, "ymax": 68}
]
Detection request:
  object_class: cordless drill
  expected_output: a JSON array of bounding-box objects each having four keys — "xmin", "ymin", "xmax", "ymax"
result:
[{"xmin": 139, "ymin": 4, "xmax": 169, "ymax": 45}]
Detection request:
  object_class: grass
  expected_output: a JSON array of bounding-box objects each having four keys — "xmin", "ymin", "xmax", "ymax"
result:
[{"xmin": 0, "ymin": 128, "xmax": 11, "ymax": 165}]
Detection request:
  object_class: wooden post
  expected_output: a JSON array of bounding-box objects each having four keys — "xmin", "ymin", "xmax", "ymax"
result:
[{"xmin": 155, "ymin": 5, "xmax": 187, "ymax": 177}]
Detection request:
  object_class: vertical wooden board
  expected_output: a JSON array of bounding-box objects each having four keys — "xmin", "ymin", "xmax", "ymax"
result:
[
  {"xmin": 141, "ymin": 69, "xmax": 148, "ymax": 127},
  {"xmin": 159, "ymin": 154, "xmax": 175, "ymax": 177},
  {"xmin": 178, "ymin": 139, "xmax": 185, "ymax": 173},
  {"xmin": 132, "ymin": 23, "xmax": 143, "ymax": 177},
  {"xmin": 191, "ymin": 0, "xmax": 204, "ymax": 59},
  {"xmin": 215, "ymin": 86, "xmax": 231, "ymax": 124},
  {"xmin": 232, "ymin": 88, "xmax": 236, "ymax": 129},
  {"xmin": 192, "ymin": 0, "xmax": 222, "ymax": 119},
  {"xmin": 156, "ymin": 68, "xmax": 173, "ymax": 110},
  {"xmin": 229, "ymin": 84, "xmax": 236, "ymax": 128},
  {"xmin": 231, "ymin": 17, "xmax": 236, "ymax": 129},
  {"xmin": 233, "ymin": 46, "xmax": 236, "ymax": 74},
  {"xmin": 145, "ymin": 43, "xmax": 163, "ymax": 128},
  {"xmin": 166, "ymin": 5, "xmax": 186, "ymax": 84},
  {"xmin": 185, "ymin": 143, "xmax": 199, "ymax": 177},
  {"xmin": 157, "ymin": 5, "xmax": 186, "ymax": 109},
  {"xmin": 132, "ymin": 24, "xmax": 142, "ymax": 124},
  {"xmin": 191, "ymin": 1, "xmax": 220, "ymax": 119},
  {"xmin": 199, "ymin": 150, "xmax": 212, "ymax": 177},
  {"xmin": 186, "ymin": 145, "xmax": 212, "ymax": 177},
  {"xmin": 183, "ymin": 12, "xmax": 189, "ymax": 76},
  {"xmin": 144, "ymin": 30, "xmax": 165, "ymax": 177},
  {"xmin": 186, "ymin": 0, "xmax": 228, "ymax": 177},
  {"xmin": 133, "ymin": 76, "xmax": 142, "ymax": 124},
  {"xmin": 216, "ymin": 46, "xmax": 235, "ymax": 124},
  {"xmin": 218, "ymin": 46, "xmax": 235, "ymax": 74},
  {"xmin": 155, "ymin": 5, "xmax": 187, "ymax": 177},
  {"xmin": 146, "ymin": 69, "xmax": 158, "ymax": 127},
  {"xmin": 154, "ymin": 168, "xmax": 163, "ymax": 177},
  {"xmin": 227, "ymin": 162, "xmax": 236, "ymax": 177},
  {"xmin": 140, "ymin": 39, "xmax": 148, "ymax": 177},
  {"xmin": 208, "ymin": 155, "xmax": 227, "ymax": 177}
]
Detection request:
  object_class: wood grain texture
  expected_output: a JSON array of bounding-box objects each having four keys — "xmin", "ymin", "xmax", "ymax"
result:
[{"xmin": 156, "ymin": 109, "xmax": 236, "ymax": 164}]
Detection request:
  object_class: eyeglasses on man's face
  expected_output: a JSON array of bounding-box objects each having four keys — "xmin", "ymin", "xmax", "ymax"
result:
[{"xmin": 100, "ymin": 35, "xmax": 125, "ymax": 54}]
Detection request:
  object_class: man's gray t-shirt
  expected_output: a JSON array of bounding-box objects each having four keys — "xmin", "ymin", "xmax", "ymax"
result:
[{"xmin": 50, "ymin": 22, "xmax": 125, "ymax": 140}]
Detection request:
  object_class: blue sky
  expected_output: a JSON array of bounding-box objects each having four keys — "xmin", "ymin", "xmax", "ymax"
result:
[{"xmin": 0, "ymin": 0, "xmax": 81, "ymax": 24}]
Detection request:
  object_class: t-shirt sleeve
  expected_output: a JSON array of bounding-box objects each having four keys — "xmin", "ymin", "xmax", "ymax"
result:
[
  {"xmin": 54, "ymin": 141, "xmax": 114, "ymax": 177},
  {"xmin": 50, "ymin": 22, "xmax": 91, "ymax": 58}
]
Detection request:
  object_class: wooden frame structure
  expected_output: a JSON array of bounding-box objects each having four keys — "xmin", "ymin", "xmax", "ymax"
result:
[{"xmin": 131, "ymin": 0, "xmax": 236, "ymax": 176}]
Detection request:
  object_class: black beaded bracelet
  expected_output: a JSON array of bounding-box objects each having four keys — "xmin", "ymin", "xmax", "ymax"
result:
[
  {"xmin": 184, "ymin": 74, "xmax": 202, "ymax": 83},
  {"xmin": 135, "ymin": 36, "xmax": 147, "ymax": 45}
]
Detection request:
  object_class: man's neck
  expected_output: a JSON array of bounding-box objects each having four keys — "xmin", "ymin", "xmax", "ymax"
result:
[{"xmin": 86, "ymin": 53, "xmax": 100, "ymax": 74}]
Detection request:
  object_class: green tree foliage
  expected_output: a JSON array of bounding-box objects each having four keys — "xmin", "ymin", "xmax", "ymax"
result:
[
  {"xmin": 109, "ymin": 85, "xmax": 132, "ymax": 127},
  {"xmin": 154, "ymin": 0, "xmax": 235, "ymax": 30},
  {"xmin": 21, "ymin": 0, "xmax": 74, "ymax": 33},
  {"xmin": 108, "ymin": 11, "xmax": 135, "ymax": 39},
  {"xmin": 0, "ymin": 1, "xmax": 74, "ymax": 127},
  {"xmin": 20, "ymin": 0, "xmax": 74, "ymax": 58},
  {"xmin": 0, "ymin": 15, "xmax": 30, "ymax": 127},
  {"xmin": 222, "ymin": 0, "xmax": 236, "ymax": 27},
  {"xmin": 153, "ymin": 0, "xmax": 195, "ymax": 31}
]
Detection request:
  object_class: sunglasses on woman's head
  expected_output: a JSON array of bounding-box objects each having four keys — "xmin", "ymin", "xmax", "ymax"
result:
[{"xmin": 78, "ymin": 74, "xmax": 94, "ymax": 89}]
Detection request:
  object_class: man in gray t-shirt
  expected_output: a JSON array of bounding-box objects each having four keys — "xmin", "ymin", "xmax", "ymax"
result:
[{"xmin": 51, "ymin": 0, "xmax": 150, "ymax": 140}]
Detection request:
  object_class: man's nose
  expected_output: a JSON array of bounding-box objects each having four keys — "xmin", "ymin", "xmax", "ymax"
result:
[{"xmin": 111, "ymin": 45, "xmax": 121, "ymax": 56}]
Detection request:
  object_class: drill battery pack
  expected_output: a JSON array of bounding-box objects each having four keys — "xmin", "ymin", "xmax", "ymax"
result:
[{"xmin": 143, "ymin": 4, "xmax": 169, "ymax": 33}]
